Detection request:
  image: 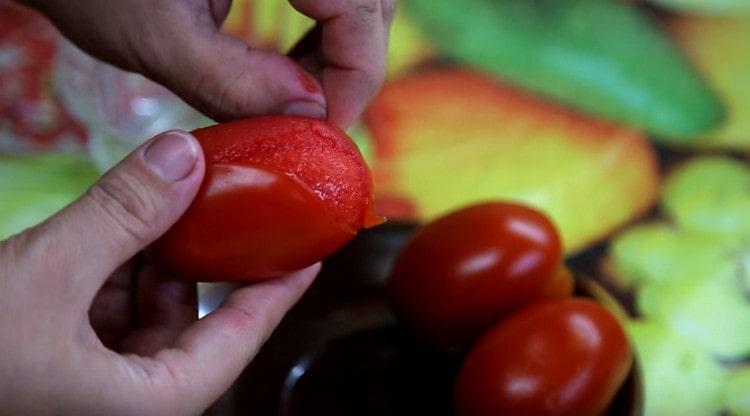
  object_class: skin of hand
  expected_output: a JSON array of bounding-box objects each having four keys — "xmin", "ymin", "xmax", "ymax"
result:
[
  {"xmin": 19, "ymin": 0, "xmax": 395, "ymax": 129},
  {"xmin": 0, "ymin": 131, "xmax": 320, "ymax": 415}
]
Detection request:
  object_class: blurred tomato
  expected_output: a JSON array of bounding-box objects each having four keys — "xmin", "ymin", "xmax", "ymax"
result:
[
  {"xmin": 454, "ymin": 298, "xmax": 632, "ymax": 416},
  {"xmin": 388, "ymin": 202, "xmax": 563, "ymax": 349},
  {"xmin": 0, "ymin": 1, "xmax": 86, "ymax": 150}
]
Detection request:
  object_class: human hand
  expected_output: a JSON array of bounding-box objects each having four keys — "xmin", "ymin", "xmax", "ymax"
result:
[
  {"xmin": 21, "ymin": 0, "xmax": 394, "ymax": 129},
  {"xmin": 0, "ymin": 131, "xmax": 319, "ymax": 415}
]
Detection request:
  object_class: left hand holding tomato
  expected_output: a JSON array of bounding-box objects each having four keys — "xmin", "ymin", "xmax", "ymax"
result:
[{"xmin": 0, "ymin": 130, "xmax": 319, "ymax": 415}]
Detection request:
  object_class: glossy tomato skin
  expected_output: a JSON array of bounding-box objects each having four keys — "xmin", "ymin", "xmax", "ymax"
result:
[
  {"xmin": 156, "ymin": 164, "xmax": 353, "ymax": 280},
  {"xmin": 388, "ymin": 202, "xmax": 563, "ymax": 350},
  {"xmin": 155, "ymin": 116, "xmax": 374, "ymax": 281},
  {"xmin": 454, "ymin": 298, "xmax": 633, "ymax": 416}
]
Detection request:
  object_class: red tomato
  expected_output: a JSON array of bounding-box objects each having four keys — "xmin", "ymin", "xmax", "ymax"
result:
[
  {"xmin": 388, "ymin": 202, "xmax": 563, "ymax": 349},
  {"xmin": 454, "ymin": 298, "xmax": 632, "ymax": 416},
  {"xmin": 155, "ymin": 116, "xmax": 377, "ymax": 281}
]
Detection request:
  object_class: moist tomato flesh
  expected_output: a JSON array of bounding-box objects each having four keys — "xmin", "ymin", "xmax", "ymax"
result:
[{"xmin": 195, "ymin": 116, "xmax": 374, "ymax": 232}]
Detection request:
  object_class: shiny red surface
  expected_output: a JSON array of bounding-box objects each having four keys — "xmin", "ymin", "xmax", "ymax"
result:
[
  {"xmin": 388, "ymin": 202, "xmax": 563, "ymax": 349},
  {"xmin": 155, "ymin": 116, "xmax": 374, "ymax": 281},
  {"xmin": 197, "ymin": 116, "xmax": 373, "ymax": 232},
  {"xmin": 454, "ymin": 298, "xmax": 632, "ymax": 416}
]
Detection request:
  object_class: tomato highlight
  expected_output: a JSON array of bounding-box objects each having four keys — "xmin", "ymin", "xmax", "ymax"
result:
[
  {"xmin": 388, "ymin": 202, "xmax": 564, "ymax": 349},
  {"xmin": 155, "ymin": 116, "xmax": 375, "ymax": 281},
  {"xmin": 454, "ymin": 298, "xmax": 633, "ymax": 416}
]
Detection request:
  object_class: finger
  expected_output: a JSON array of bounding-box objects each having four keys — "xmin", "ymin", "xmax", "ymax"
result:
[
  {"xmin": 33, "ymin": 0, "xmax": 328, "ymax": 122},
  {"xmin": 288, "ymin": 24, "xmax": 324, "ymax": 75},
  {"xmin": 135, "ymin": 17, "xmax": 327, "ymax": 122},
  {"xmin": 290, "ymin": 0, "xmax": 394, "ymax": 129},
  {"xmin": 119, "ymin": 263, "xmax": 198, "ymax": 356},
  {"xmin": 147, "ymin": 263, "xmax": 319, "ymax": 409},
  {"xmin": 13, "ymin": 131, "xmax": 204, "ymax": 310},
  {"xmin": 209, "ymin": 0, "xmax": 232, "ymax": 25}
]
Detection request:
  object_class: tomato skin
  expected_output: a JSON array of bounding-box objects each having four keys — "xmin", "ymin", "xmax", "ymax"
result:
[
  {"xmin": 154, "ymin": 116, "xmax": 374, "ymax": 281},
  {"xmin": 388, "ymin": 202, "xmax": 563, "ymax": 349},
  {"xmin": 454, "ymin": 298, "xmax": 633, "ymax": 416},
  {"xmin": 156, "ymin": 163, "xmax": 354, "ymax": 280}
]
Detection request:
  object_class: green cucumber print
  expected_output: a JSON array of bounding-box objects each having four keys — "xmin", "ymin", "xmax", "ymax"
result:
[{"xmin": 403, "ymin": 0, "xmax": 724, "ymax": 140}]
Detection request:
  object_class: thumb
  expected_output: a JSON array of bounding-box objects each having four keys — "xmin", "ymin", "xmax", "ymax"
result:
[
  {"xmin": 16, "ymin": 130, "xmax": 204, "ymax": 308},
  {"xmin": 148, "ymin": 30, "xmax": 327, "ymax": 122}
]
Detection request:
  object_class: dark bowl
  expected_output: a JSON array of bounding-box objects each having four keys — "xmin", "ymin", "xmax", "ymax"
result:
[{"xmin": 203, "ymin": 223, "xmax": 643, "ymax": 416}]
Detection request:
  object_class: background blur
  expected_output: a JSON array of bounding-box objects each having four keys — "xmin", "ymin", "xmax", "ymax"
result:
[{"xmin": 2, "ymin": 0, "xmax": 750, "ymax": 414}]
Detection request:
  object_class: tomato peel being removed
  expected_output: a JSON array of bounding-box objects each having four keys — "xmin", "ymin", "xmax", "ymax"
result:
[{"xmin": 155, "ymin": 116, "xmax": 377, "ymax": 281}]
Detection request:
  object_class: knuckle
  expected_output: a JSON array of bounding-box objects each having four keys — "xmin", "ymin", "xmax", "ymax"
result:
[
  {"xmin": 223, "ymin": 301, "xmax": 262, "ymax": 326},
  {"xmin": 213, "ymin": 72, "xmax": 252, "ymax": 118},
  {"xmin": 193, "ymin": 49, "xmax": 255, "ymax": 120},
  {"xmin": 355, "ymin": 1, "xmax": 379, "ymax": 16},
  {"xmin": 220, "ymin": 300, "xmax": 276, "ymax": 342},
  {"xmin": 1, "ymin": 225, "xmax": 59, "ymax": 276},
  {"xmin": 120, "ymin": 356, "xmax": 189, "ymax": 416},
  {"xmin": 86, "ymin": 173, "xmax": 160, "ymax": 245},
  {"xmin": 381, "ymin": 0, "xmax": 397, "ymax": 23}
]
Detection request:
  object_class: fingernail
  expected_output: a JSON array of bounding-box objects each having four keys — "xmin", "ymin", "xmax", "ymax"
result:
[
  {"xmin": 283, "ymin": 100, "xmax": 327, "ymax": 119},
  {"xmin": 142, "ymin": 131, "xmax": 199, "ymax": 181}
]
